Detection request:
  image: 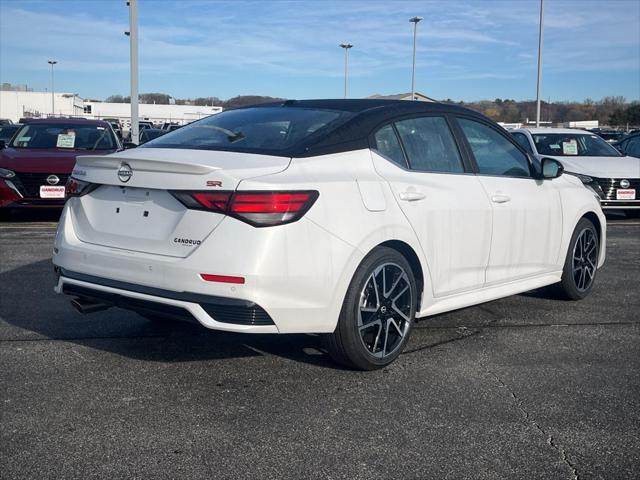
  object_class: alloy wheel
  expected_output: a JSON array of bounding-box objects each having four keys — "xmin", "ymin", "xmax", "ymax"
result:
[
  {"xmin": 357, "ymin": 262, "xmax": 412, "ymax": 358},
  {"xmin": 572, "ymin": 228, "xmax": 597, "ymax": 291}
]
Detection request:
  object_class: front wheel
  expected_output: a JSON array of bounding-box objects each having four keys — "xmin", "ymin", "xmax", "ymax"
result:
[
  {"xmin": 557, "ymin": 218, "xmax": 599, "ymax": 300},
  {"xmin": 324, "ymin": 247, "xmax": 417, "ymax": 370}
]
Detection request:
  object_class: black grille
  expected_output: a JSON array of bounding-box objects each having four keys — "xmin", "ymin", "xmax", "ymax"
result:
[
  {"xmin": 200, "ymin": 303, "xmax": 274, "ymax": 326},
  {"xmin": 593, "ymin": 177, "xmax": 639, "ymax": 200},
  {"xmin": 12, "ymin": 172, "xmax": 69, "ymax": 198}
]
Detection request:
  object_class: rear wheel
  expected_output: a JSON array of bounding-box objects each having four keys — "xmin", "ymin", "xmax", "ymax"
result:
[
  {"xmin": 325, "ymin": 247, "xmax": 417, "ymax": 370},
  {"xmin": 557, "ymin": 218, "xmax": 599, "ymax": 300}
]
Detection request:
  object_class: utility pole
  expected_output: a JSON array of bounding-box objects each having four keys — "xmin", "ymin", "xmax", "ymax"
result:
[
  {"xmin": 535, "ymin": 0, "xmax": 544, "ymax": 127},
  {"xmin": 127, "ymin": 0, "xmax": 139, "ymax": 144},
  {"xmin": 410, "ymin": 17, "xmax": 422, "ymax": 101},
  {"xmin": 47, "ymin": 60, "xmax": 57, "ymax": 116},
  {"xmin": 340, "ymin": 43, "xmax": 353, "ymax": 99}
]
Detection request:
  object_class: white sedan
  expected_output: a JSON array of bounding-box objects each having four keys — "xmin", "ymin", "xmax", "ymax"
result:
[
  {"xmin": 511, "ymin": 127, "xmax": 640, "ymax": 214},
  {"xmin": 53, "ymin": 100, "xmax": 606, "ymax": 369}
]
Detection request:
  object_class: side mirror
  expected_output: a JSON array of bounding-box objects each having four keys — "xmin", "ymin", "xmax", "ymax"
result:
[
  {"xmin": 541, "ymin": 157, "xmax": 564, "ymax": 179},
  {"xmin": 123, "ymin": 142, "xmax": 137, "ymax": 149}
]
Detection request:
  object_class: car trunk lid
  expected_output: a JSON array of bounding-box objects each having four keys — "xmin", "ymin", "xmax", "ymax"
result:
[{"xmin": 69, "ymin": 148, "xmax": 290, "ymax": 257}]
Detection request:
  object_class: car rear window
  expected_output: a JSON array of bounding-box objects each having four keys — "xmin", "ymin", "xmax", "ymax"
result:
[
  {"xmin": 10, "ymin": 123, "xmax": 117, "ymax": 150},
  {"xmin": 143, "ymin": 107, "xmax": 354, "ymax": 154}
]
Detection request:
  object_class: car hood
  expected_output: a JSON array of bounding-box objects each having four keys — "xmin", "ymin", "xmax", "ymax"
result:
[
  {"xmin": 538, "ymin": 154, "xmax": 640, "ymax": 179},
  {"xmin": 0, "ymin": 147, "xmax": 117, "ymax": 173}
]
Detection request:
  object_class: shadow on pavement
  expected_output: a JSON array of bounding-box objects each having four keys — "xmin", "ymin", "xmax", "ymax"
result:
[
  {"xmin": 0, "ymin": 258, "xmax": 480, "ymax": 370},
  {"xmin": 1, "ymin": 208, "xmax": 62, "ymax": 223},
  {"xmin": 0, "ymin": 259, "xmax": 346, "ymax": 369}
]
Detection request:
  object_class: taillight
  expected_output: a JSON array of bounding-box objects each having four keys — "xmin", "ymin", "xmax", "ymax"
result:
[
  {"xmin": 65, "ymin": 177, "xmax": 98, "ymax": 199},
  {"xmin": 171, "ymin": 190, "xmax": 319, "ymax": 227}
]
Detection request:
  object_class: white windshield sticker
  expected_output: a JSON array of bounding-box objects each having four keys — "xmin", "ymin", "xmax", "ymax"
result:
[
  {"xmin": 56, "ymin": 133, "xmax": 76, "ymax": 148},
  {"xmin": 17, "ymin": 136, "xmax": 31, "ymax": 142},
  {"xmin": 549, "ymin": 144, "xmax": 560, "ymax": 150},
  {"xmin": 562, "ymin": 140, "xmax": 578, "ymax": 155}
]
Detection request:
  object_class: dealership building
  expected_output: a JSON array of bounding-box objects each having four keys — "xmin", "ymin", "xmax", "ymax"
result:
[{"xmin": 0, "ymin": 89, "xmax": 222, "ymax": 125}]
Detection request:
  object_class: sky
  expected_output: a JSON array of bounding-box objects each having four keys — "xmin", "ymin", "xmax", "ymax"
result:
[{"xmin": 0, "ymin": 0, "xmax": 639, "ymax": 102}]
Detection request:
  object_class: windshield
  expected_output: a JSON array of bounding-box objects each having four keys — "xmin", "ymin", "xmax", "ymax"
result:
[
  {"xmin": 143, "ymin": 106, "xmax": 354, "ymax": 153},
  {"xmin": 532, "ymin": 133, "xmax": 621, "ymax": 157},
  {"xmin": 10, "ymin": 123, "xmax": 117, "ymax": 150},
  {"xmin": 0, "ymin": 125, "xmax": 20, "ymax": 142}
]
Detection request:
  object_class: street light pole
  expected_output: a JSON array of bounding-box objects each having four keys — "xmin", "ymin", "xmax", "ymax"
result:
[
  {"xmin": 127, "ymin": 0, "xmax": 139, "ymax": 144},
  {"xmin": 535, "ymin": 0, "xmax": 544, "ymax": 127},
  {"xmin": 410, "ymin": 16, "xmax": 422, "ymax": 101},
  {"xmin": 340, "ymin": 43, "xmax": 353, "ymax": 99},
  {"xmin": 47, "ymin": 60, "xmax": 57, "ymax": 116}
]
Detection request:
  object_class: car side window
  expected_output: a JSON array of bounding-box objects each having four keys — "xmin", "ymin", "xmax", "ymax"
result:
[
  {"xmin": 373, "ymin": 124, "xmax": 407, "ymax": 168},
  {"xmin": 458, "ymin": 118, "xmax": 531, "ymax": 178},
  {"xmin": 512, "ymin": 132, "xmax": 533, "ymax": 154},
  {"xmin": 393, "ymin": 116, "xmax": 464, "ymax": 173},
  {"xmin": 626, "ymin": 137, "xmax": 640, "ymax": 157}
]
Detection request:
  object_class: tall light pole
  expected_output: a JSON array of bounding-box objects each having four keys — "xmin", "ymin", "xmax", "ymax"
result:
[
  {"xmin": 340, "ymin": 43, "xmax": 353, "ymax": 99},
  {"xmin": 410, "ymin": 16, "xmax": 422, "ymax": 101},
  {"xmin": 535, "ymin": 0, "xmax": 544, "ymax": 127},
  {"xmin": 47, "ymin": 60, "xmax": 57, "ymax": 116},
  {"xmin": 127, "ymin": 0, "xmax": 139, "ymax": 144}
]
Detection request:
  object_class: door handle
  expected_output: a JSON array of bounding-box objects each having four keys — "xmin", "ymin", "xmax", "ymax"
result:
[
  {"xmin": 399, "ymin": 191, "xmax": 426, "ymax": 202},
  {"xmin": 491, "ymin": 194, "xmax": 511, "ymax": 204}
]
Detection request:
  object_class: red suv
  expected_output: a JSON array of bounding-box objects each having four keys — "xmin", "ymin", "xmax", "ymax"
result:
[{"xmin": 0, "ymin": 118, "xmax": 121, "ymax": 211}]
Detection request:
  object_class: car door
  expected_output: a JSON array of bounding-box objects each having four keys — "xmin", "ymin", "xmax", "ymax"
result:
[
  {"xmin": 370, "ymin": 115, "xmax": 492, "ymax": 297},
  {"xmin": 455, "ymin": 117, "xmax": 563, "ymax": 285}
]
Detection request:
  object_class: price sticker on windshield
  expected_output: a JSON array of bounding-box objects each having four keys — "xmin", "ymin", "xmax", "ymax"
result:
[
  {"xmin": 56, "ymin": 133, "xmax": 76, "ymax": 148},
  {"xmin": 562, "ymin": 140, "xmax": 578, "ymax": 155}
]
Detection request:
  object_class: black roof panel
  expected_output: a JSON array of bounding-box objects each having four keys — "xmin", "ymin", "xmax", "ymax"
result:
[{"xmin": 239, "ymin": 99, "xmax": 487, "ymax": 157}]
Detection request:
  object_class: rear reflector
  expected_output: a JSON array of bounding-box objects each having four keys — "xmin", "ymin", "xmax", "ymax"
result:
[
  {"xmin": 200, "ymin": 273, "xmax": 246, "ymax": 284},
  {"xmin": 171, "ymin": 190, "xmax": 319, "ymax": 227}
]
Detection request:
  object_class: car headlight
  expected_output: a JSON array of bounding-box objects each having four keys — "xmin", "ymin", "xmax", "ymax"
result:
[
  {"xmin": 0, "ymin": 168, "xmax": 16, "ymax": 179},
  {"xmin": 566, "ymin": 172, "xmax": 604, "ymax": 199}
]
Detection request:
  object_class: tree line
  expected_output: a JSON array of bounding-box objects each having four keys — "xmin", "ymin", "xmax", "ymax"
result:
[
  {"xmin": 102, "ymin": 93, "xmax": 639, "ymax": 126},
  {"xmin": 446, "ymin": 96, "xmax": 639, "ymax": 126}
]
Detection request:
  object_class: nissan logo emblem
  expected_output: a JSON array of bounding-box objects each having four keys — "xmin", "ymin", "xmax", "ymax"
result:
[
  {"xmin": 117, "ymin": 163, "xmax": 133, "ymax": 183},
  {"xmin": 620, "ymin": 179, "xmax": 630, "ymax": 189},
  {"xmin": 46, "ymin": 175, "xmax": 60, "ymax": 185}
]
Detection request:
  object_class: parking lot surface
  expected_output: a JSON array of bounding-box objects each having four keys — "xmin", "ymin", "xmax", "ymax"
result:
[{"xmin": 1, "ymin": 215, "xmax": 639, "ymax": 480}]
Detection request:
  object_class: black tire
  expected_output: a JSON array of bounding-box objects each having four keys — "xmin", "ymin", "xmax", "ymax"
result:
[
  {"xmin": 324, "ymin": 247, "xmax": 417, "ymax": 370},
  {"xmin": 557, "ymin": 217, "xmax": 599, "ymax": 300}
]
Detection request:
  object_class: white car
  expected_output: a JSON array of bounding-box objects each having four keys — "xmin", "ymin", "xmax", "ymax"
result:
[
  {"xmin": 53, "ymin": 100, "xmax": 606, "ymax": 370},
  {"xmin": 511, "ymin": 128, "xmax": 640, "ymax": 214}
]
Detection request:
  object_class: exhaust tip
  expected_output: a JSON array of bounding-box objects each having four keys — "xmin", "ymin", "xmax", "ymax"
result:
[{"xmin": 70, "ymin": 298, "xmax": 111, "ymax": 314}]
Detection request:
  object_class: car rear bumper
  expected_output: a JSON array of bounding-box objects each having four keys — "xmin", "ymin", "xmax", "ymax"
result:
[
  {"xmin": 55, "ymin": 268, "xmax": 279, "ymax": 333},
  {"xmin": 52, "ymin": 203, "xmax": 361, "ymax": 334}
]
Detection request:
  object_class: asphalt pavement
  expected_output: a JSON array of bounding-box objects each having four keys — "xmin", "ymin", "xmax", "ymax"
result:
[{"xmin": 1, "ymin": 214, "xmax": 638, "ymax": 480}]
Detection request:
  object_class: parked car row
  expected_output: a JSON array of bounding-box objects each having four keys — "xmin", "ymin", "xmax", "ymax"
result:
[
  {"xmin": 510, "ymin": 128, "xmax": 639, "ymax": 214},
  {"xmin": 0, "ymin": 118, "xmax": 121, "ymax": 210}
]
